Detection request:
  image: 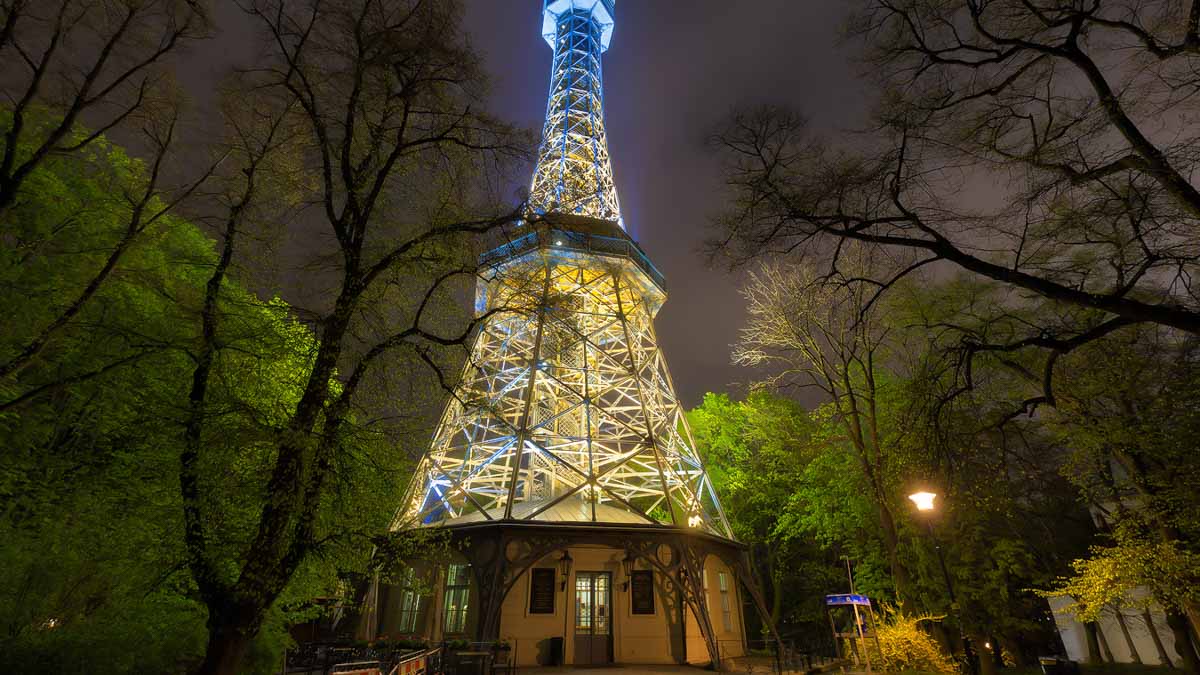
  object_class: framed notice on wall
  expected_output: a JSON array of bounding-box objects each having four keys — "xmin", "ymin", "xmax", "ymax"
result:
[
  {"xmin": 529, "ymin": 568, "xmax": 555, "ymax": 614},
  {"xmin": 630, "ymin": 570, "xmax": 655, "ymax": 615}
]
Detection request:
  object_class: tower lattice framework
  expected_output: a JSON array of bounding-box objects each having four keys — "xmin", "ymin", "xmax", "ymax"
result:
[
  {"xmin": 528, "ymin": 0, "xmax": 621, "ymax": 222},
  {"xmin": 397, "ymin": 0, "xmax": 732, "ymax": 540}
]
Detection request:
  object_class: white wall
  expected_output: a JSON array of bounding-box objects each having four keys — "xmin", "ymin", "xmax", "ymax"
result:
[{"xmin": 1048, "ymin": 592, "xmax": 1178, "ymax": 666}]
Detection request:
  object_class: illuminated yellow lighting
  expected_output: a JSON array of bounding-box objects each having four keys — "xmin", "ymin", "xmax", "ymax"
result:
[
  {"xmin": 687, "ymin": 514, "xmax": 702, "ymax": 528},
  {"xmin": 908, "ymin": 491, "xmax": 937, "ymax": 512}
]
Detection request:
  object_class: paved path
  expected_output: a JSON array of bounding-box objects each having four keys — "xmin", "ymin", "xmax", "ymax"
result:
[{"xmin": 518, "ymin": 662, "xmax": 705, "ymax": 667}]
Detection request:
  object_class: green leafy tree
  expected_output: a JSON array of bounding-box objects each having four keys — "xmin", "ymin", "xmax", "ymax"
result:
[
  {"xmin": 0, "ymin": 120, "xmax": 335, "ymax": 673},
  {"xmin": 689, "ymin": 391, "xmax": 843, "ymax": 635},
  {"xmin": 734, "ymin": 255, "xmax": 924, "ymax": 604}
]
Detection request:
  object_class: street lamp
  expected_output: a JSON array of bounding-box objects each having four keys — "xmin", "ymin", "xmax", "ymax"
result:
[
  {"xmin": 908, "ymin": 491, "xmax": 937, "ymax": 512},
  {"xmin": 909, "ymin": 490, "xmax": 978, "ymax": 675},
  {"xmin": 558, "ymin": 550, "xmax": 573, "ymax": 591},
  {"xmin": 621, "ymin": 552, "xmax": 635, "ymax": 591}
]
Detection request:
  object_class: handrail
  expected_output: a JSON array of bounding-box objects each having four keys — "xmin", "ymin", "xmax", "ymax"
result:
[{"xmin": 479, "ymin": 227, "xmax": 666, "ymax": 291}]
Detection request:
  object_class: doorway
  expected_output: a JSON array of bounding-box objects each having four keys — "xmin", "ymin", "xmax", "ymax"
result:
[{"xmin": 573, "ymin": 571, "xmax": 612, "ymax": 665}]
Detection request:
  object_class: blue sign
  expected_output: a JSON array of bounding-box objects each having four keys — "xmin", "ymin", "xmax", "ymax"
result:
[{"xmin": 825, "ymin": 594, "xmax": 871, "ymax": 606}]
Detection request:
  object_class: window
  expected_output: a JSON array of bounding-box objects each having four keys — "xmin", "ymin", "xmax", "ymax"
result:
[
  {"xmin": 444, "ymin": 564, "xmax": 471, "ymax": 634},
  {"xmin": 397, "ymin": 568, "xmax": 422, "ymax": 633},
  {"xmin": 718, "ymin": 571, "xmax": 733, "ymax": 632}
]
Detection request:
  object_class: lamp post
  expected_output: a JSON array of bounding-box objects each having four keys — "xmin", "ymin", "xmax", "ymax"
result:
[{"xmin": 909, "ymin": 491, "xmax": 978, "ymax": 675}]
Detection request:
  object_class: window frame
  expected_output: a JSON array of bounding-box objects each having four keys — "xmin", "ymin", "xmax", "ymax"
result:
[
  {"xmin": 397, "ymin": 568, "xmax": 422, "ymax": 633},
  {"xmin": 443, "ymin": 563, "xmax": 472, "ymax": 634},
  {"xmin": 717, "ymin": 571, "xmax": 733, "ymax": 632}
]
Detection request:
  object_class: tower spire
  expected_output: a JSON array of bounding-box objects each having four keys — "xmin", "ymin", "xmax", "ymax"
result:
[{"xmin": 529, "ymin": 0, "xmax": 622, "ymax": 225}]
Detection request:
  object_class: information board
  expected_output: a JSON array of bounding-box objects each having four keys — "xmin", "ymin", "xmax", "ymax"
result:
[
  {"xmin": 631, "ymin": 570, "xmax": 655, "ymax": 615},
  {"xmin": 529, "ymin": 568, "xmax": 555, "ymax": 614}
]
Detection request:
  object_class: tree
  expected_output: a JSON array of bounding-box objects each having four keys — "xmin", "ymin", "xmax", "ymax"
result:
[
  {"xmin": 709, "ymin": 0, "xmax": 1200, "ymax": 394},
  {"xmin": 179, "ymin": 2, "xmax": 528, "ymax": 672},
  {"xmin": 890, "ymin": 269, "xmax": 1200, "ymax": 668},
  {"xmin": 1044, "ymin": 532, "xmax": 1200, "ymax": 669},
  {"xmin": 735, "ymin": 255, "xmax": 922, "ymax": 604},
  {"xmin": 0, "ymin": 0, "xmax": 210, "ymax": 211},
  {"xmin": 725, "ymin": 263, "xmax": 1102, "ymax": 665},
  {"xmin": 1044, "ymin": 326, "xmax": 1200, "ymax": 671},
  {"xmin": 0, "ymin": 104, "xmax": 219, "ymax": 386},
  {"xmin": 688, "ymin": 391, "xmax": 842, "ymax": 636},
  {"xmin": 0, "ymin": 123, "xmax": 327, "ymax": 673}
]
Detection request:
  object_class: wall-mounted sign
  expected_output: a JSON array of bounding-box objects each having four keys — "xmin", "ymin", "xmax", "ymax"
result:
[
  {"xmin": 529, "ymin": 568, "xmax": 556, "ymax": 614},
  {"xmin": 631, "ymin": 570, "xmax": 655, "ymax": 615}
]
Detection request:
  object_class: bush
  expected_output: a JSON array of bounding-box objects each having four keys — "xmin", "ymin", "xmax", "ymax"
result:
[{"xmin": 865, "ymin": 607, "xmax": 958, "ymax": 674}]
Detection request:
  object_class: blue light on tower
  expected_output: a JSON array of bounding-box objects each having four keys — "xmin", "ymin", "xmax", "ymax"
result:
[{"xmin": 529, "ymin": 0, "xmax": 623, "ymax": 227}]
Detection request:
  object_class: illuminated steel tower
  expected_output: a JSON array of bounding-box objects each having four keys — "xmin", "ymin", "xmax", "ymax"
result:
[
  {"xmin": 386, "ymin": 1, "xmax": 778, "ymax": 666},
  {"xmin": 399, "ymin": 0, "xmax": 729, "ymax": 543}
]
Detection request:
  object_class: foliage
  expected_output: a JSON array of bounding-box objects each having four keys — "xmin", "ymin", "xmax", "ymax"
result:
[
  {"xmin": 1040, "ymin": 526, "xmax": 1200, "ymax": 623},
  {"xmin": 866, "ymin": 607, "xmax": 959, "ymax": 674},
  {"xmin": 690, "ymin": 391, "xmax": 847, "ymax": 632},
  {"xmin": 0, "ymin": 113, "xmax": 390, "ymax": 673}
]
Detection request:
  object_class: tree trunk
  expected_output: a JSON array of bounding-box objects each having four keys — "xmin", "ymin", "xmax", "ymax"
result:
[
  {"xmin": 930, "ymin": 622, "xmax": 954, "ymax": 658},
  {"xmin": 990, "ymin": 635, "xmax": 1005, "ymax": 670},
  {"xmin": 976, "ymin": 634, "xmax": 998, "ymax": 675},
  {"xmin": 1112, "ymin": 607, "xmax": 1142, "ymax": 664},
  {"xmin": 1165, "ymin": 609, "xmax": 1200, "ymax": 674},
  {"xmin": 1143, "ymin": 608, "xmax": 1175, "ymax": 668},
  {"xmin": 1084, "ymin": 622, "xmax": 1104, "ymax": 664},
  {"xmin": 875, "ymin": 500, "xmax": 914, "ymax": 605},
  {"xmin": 999, "ymin": 635, "xmax": 1028, "ymax": 667},
  {"xmin": 193, "ymin": 615, "xmax": 254, "ymax": 675}
]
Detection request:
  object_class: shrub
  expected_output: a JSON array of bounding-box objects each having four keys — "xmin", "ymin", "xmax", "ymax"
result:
[{"xmin": 865, "ymin": 607, "xmax": 958, "ymax": 674}]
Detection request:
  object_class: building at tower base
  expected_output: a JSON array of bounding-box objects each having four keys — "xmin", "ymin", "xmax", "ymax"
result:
[{"xmin": 365, "ymin": 523, "xmax": 754, "ymax": 668}]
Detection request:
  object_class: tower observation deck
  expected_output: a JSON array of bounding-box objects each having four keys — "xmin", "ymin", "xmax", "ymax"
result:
[{"xmin": 397, "ymin": 0, "xmax": 732, "ymax": 541}]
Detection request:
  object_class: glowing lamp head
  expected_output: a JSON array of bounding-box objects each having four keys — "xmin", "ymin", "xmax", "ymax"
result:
[
  {"xmin": 909, "ymin": 491, "xmax": 937, "ymax": 512},
  {"xmin": 687, "ymin": 514, "xmax": 702, "ymax": 528}
]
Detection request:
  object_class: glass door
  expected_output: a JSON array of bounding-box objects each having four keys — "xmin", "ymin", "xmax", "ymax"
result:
[{"xmin": 573, "ymin": 572, "xmax": 612, "ymax": 664}]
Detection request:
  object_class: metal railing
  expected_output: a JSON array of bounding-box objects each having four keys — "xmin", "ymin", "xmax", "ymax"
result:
[
  {"xmin": 718, "ymin": 638, "xmax": 842, "ymax": 674},
  {"xmin": 283, "ymin": 642, "xmax": 435, "ymax": 675},
  {"xmin": 479, "ymin": 227, "xmax": 666, "ymax": 290},
  {"xmin": 283, "ymin": 641, "xmax": 518, "ymax": 675}
]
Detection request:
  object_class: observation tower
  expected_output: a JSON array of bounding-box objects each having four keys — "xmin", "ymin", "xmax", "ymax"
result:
[{"xmin": 367, "ymin": 2, "xmax": 779, "ymax": 668}]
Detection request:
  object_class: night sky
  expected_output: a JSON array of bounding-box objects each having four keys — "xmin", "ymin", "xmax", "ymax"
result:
[{"xmin": 192, "ymin": 1, "xmax": 867, "ymax": 407}]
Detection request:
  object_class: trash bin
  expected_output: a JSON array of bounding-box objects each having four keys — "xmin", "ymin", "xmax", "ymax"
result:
[
  {"xmin": 549, "ymin": 637, "xmax": 564, "ymax": 666},
  {"xmin": 1039, "ymin": 656, "xmax": 1079, "ymax": 675}
]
